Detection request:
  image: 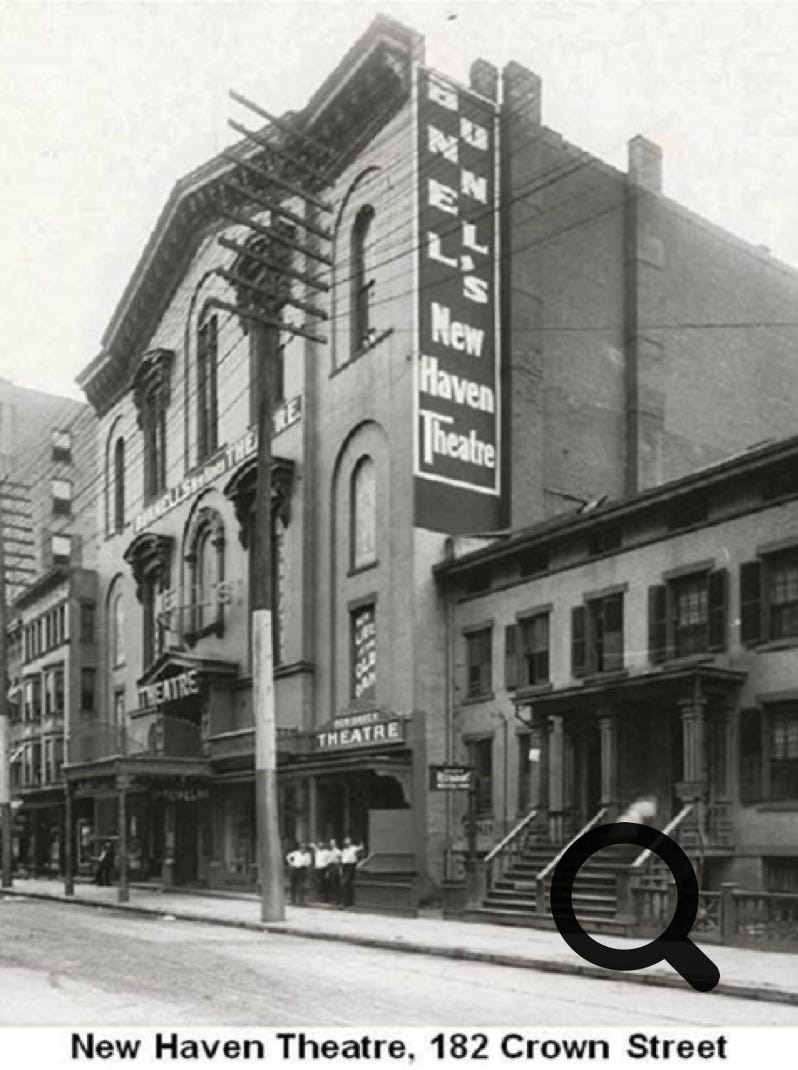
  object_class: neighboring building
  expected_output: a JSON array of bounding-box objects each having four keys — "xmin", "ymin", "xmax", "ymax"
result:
[
  {"xmin": 71, "ymin": 14, "xmax": 798, "ymax": 901},
  {"xmin": 4, "ymin": 403, "xmax": 99, "ymax": 875},
  {"xmin": 437, "ymin": 434, "xmax": 798, "ymax": 919}
]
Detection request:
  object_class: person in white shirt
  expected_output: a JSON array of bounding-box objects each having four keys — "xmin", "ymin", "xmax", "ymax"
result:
[
  {"xmin": 339, "ymin": 837, "xmax": 363, "ymax": 907},
  {"xmin": 285, "ymin": 842, "xmax": 312, "ymax": 905},
  {"xmin": 327, "ymin": 839, "xmax": 343, "ymax": 904},
  {"xmin": 312, "ymin": 842, "xmax": 329, "ymax": 901}
]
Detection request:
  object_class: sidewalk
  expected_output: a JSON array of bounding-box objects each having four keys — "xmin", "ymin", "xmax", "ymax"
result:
[{"xmin": 4, "ymin": 877, "xmax": 798, "ymax": 1008}]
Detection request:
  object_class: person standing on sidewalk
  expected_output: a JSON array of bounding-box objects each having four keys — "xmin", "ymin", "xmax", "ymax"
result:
[
  {"xmin": 285, "ymin": 842, "xmax": 311, "ymax": 905},
  {"xmin": 326, "ymin": 838, "xmax": 342, "ymax": 906},
  {"xmin": 311, "ymin": 841, "xmax": 329, "ymax": 901},
  {"xmin": 339, "ymin": 837, "xmax": 363, "ymax": 908}
]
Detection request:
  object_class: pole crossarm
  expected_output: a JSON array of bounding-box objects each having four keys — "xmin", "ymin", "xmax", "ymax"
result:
[
  {"xmin": 222, "ymin": 178, "xmax": 332, "ymax": 243},
  {"xmin": 221, "ymin": 150, "xmax": 332, "ymax": 215},
  {"xmin": 209, "ymin": 298, "xmax": 328, "ymax": 345},
  {"xmin": 215, "ymin": 267, "xmax": 328, "ymax": 322},
  {"xmin": 227, "ymin": 119, "xmax": 331, "ymax": 192},
  {"xmin": 220, "ymin": 207, "xmax": 333, "ymax": 268},
  {"xmin": 229, "ymin": 89, "xmax": 336, "ymax": 164},
  {"xmin": 218, "ymin": 236, "xmax": 330, "ymax": 293}
]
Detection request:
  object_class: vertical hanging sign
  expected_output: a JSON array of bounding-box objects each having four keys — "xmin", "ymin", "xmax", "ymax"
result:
[{"xmin": 413, "ymin": 67, "xmax": 500, "ymax": 532}]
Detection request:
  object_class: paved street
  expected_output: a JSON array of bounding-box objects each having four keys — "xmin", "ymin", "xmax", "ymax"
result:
[{"xmin": 2, "ymin": 897, "xmax": 797, "ymax": 1026}]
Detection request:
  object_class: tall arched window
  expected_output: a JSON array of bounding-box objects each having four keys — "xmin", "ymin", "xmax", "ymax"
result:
[
  {"xmin": 197, "ymin": 311, "xmax": 219, "ymax": 462},
  {"xmin": 112, "ymin": 590, "xmax": 126, "ymax": 668},
  {"xmin": 351, "ymin": 206, "xmax": 376, "ymax": 355},
  {"xmin": 184, "ymin": 507, "xmax": 225, "ymax": 640},
  {"xmin": 113, "ymin": 437, "xmax": 125, "ymax": 533},
  {"xmin": 351, "ymin": 456, "xmax": 376, "ymax": 570}
]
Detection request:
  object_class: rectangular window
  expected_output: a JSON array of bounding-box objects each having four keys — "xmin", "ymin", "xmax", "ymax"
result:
[
  {"xmin": 197, "ymin": 315, "xmax": 219, "ymax": 462},
  {"xmin": 142, "ymin": 395, "xmax": 167, "ymax": 500},
  {"xmin": 351, "ymin": 603, "xmax": 377, "ymax": 703},
  {"xmin": 465, "ymin": 627, "xmax": 492, "ymax": 698},
  {"xmin": 51, "ymin": 429, "xmax": 72, "ymax": 463},
  {"xmin": 80, "ymin": 602, "xmax": 96, "ymax": 644},
  {"xmin": 51, "ymin": 478, "xmax": 72, "ymax": 516},
  {"xmin": 648, "ymin": 569, "xmax": 727, "ymax": 663},
  {"xmin": 113, "ymin": 688, "xmax": 125, "ymax": 727},
  {"xmin": 51, "ymin": 534, "xmax": 71, "ymax": 565},
  {"xmin": 80, "ymin": 667, "xmax": 96, "ymax": 713},
  {"xmin": 519, "ymin": 613, "xmax": 550, "ymax": 686},
  {"xmin": 573, "ymin": 593, "xmax": 624, "ymax": 676},
  {"xmin": 739, "ymin": 550, "xmax": 798, "ymax": 645},
  {"xmin": 467, "ymin": 737, "xmax": 493, "ymax": 817},
  {"xmin": 740, "ymin": 704, "xmax": 798, "ymax": 804}
]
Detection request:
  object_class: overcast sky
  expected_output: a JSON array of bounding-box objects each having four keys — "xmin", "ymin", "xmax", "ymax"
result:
[{"xmin": 3, "ymin": 1, "xmax": 798, "ymax": 399}]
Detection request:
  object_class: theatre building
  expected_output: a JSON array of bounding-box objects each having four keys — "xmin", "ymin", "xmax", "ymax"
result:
[
  {"xmin": 70, "ymin": 14, "xmax": 798, "ymax": 901},
  {"xmin": 438, "ymin": 435, "xmax": 798, "ymax": 922}
]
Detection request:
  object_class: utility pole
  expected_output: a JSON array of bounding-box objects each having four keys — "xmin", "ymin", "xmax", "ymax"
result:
[
  {"xmin": 216, "ymin": 91, "xmax": 333, "ymax": 923},
  {"xmin": 250, "ymin": 321, "xmax": 284, "ymax": 921},
  {"xmin": 0, "ymin": 483, "xmax": 13, "ymax": 888}
]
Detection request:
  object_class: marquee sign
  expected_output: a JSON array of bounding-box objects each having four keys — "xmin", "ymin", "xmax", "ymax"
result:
[
  {"xmin": 131, "ymin": 394, "xmax": 302, "ymax": 535},
  {"xmin": 413, "ymin": 67, "xmax": 500, "ymax": 530},
  {"xmin": 138, "ymin": 669, "xmax": 199, "ymax": 710},
  {"xmin": 315, "ymin": 709, "xmax": 406, "ymax": 752}
]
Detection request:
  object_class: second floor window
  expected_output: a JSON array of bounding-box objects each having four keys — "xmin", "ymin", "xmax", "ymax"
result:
[
  {"xmin": 649, "ymin": 569, "xmax": 727, "ymax": 662},
  {"xmin": 505, "ymin": 612, "xmax": 550, "ymax": 690},
  {"xmin": 572, "ymin": 593, "xmax": 624, "ymax": 677},
  {"xmin": 351, "ymin": 456, "xmax": 376, "ymax": 570},
  {"xmin": 351, "ymin": 205, "xmax": 376, "ymax": 355},
  {"xmin": 197, "ymin": 312, "xmax": 219, "ymax": 462},
  {"xmin": 741, "ymin": 549, "xmax": 798, "ymax": 645},
  {"xmin": 465, "ymin": 627, "xmax": 492, "ymax": 698}
]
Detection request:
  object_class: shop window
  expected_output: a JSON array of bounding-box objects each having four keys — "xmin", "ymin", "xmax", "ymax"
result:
[
  {"xmin": 80, "ymin": 601, "xmax": 96, "ymax": 643},
  {"xmin": 81, "ymin": 668, "xmax": 96, "ymax": 713},
  {"xmin": 648, "ymin": 569, "xmax": 727, "ymax": 662},
  {"xmin": 467, "ymin": 737, "xmax": 493, "ymax": 816},
  {"xmin": 572, "ymin": 592, "xmax": 624, "ymax": 677},
  {"xmin": 197, "ymin": 312, "xmax": 219, "ymax": 463},
  {"xmin": 741, "ymin": 549, "xmax": 798, "ymax": 645},
  {"xmin": 351, "ymin": 205, "xmax": 376, "ymax": 356},
  {"xmin": 465, "ymin": 626, "xmax": 492, "ymax": 699},
  {"xmin": 351, "ymin": 602, "xmax": 377, "ymax": 703},
  {"xmin": 505, "ymin": 612, "xmax": 550, "ymax": 690},
  {"xmin": 114, "ymin": 437, "xmax": 126, "ymax": 532},
  {"xmin": 351, "ymin": 456, "xmax": 376, "ymax": 570}
]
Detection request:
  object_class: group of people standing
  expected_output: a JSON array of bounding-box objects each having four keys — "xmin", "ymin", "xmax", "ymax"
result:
[{"xmin": 285, "ymin": 838, "xmax": 363, "ymax": 908}]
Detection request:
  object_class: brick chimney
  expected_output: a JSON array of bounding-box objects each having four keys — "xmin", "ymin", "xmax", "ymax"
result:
[{"xmin": 628, "ymin": 136, "xmax": 663, "ymax": 194}]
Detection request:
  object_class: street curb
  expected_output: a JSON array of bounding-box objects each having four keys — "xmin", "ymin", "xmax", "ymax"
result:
[{"xmin": 5, "ymin": 888, "xmax": 797, "ymax": 1009}]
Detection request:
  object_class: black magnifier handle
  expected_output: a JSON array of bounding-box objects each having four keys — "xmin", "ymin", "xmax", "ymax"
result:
[{"xmin": 664, "ymin": 938, "xmax": 720, "ymax": 993}]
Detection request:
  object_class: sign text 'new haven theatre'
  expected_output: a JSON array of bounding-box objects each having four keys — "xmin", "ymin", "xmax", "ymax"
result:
[{"xmin": 414, "ymin": 67, "xmax": 500, "ymax": 519}]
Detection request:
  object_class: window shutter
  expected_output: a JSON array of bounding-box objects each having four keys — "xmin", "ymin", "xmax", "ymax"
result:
[
  {"xmin": 739, "ymin": 707, "xmax": 763, "ymax": 805},
  {"xmin": 571, "ymin": 605, "xmax": 587, "ymax": 677},
  {"xmin": 648, "ymin": 585, "xmax": 668, "ymax": 663},
  {"xmin": 739, "ymin": 560, "xmax": 763, "ymax": 645},
  {"xmin": 504, "ymin": 624, "xmax": 518, "ymax": 691},
  {"xmin": 707, "ymin": 568, "xmax": 728, "ymax": 651}
]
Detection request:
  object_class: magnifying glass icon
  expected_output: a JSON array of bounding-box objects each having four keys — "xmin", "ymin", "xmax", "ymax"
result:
[{"xmin": 549, "ymin": 822, "xmax": 720, "ymax": 992}]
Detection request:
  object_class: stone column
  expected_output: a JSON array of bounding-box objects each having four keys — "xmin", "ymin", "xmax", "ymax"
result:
[
  {"xmin": 117, "ymin": 775, "xmax": 130, "ymax": 904},
  {"xmin": 599, "ymin": 712, "xmax": 619, "ymax": 816},
  {"xmin": 547, "ymin": 716, "xmax": 564, "ymax": 843}
]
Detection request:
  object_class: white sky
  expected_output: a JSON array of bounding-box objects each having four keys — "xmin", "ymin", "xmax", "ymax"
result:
[{"xmin": 3, "ymin": 0, "xmax": 798, "ymax": 399}]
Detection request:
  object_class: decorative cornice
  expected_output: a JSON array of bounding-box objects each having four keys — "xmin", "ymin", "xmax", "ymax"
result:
[
  {"xmin": 222, "ymin": 455, "xmax": 294, "ymax": 547},
  {"xmin": 123, "ymin": 532, "xmax": 174, "ymax": 601}
]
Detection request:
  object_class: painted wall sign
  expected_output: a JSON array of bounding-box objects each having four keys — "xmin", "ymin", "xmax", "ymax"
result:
[
  {"xmin": 351, "ymin": 604, "xmax": 377, "ymax": 702},
  {"xmin": 138, "ymin": 669, "xmax": 199, "ymax": 710},
  {"xmin": 156, "ymin": 580, "xmax": 239, "ymax": 630},
  {"xmin": 131, "ymin": 394, "xmax": 302, "ymax": 534},
  {"xmin": 413, "ymin": 67, "xmax": 500, "ymax": 529},
  {"xmin": 315, "ymin": 709, "xmax": 406, "ymax": 752},
  {"xmin": 429, "ymin": 764, "xmax": 473, "ymax": 791}
]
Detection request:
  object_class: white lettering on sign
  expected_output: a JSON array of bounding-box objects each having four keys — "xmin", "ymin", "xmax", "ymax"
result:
[
  {"xmin": 316, "ymin": 719, "xmax": 403, "ymax": 751},
  {"xmin": 138, "ymin": 669, "xmax": 199, "ymax": 710},
  {"xmin": 414, "ymin": 66, "xmax": 500, "ymax": 511}
]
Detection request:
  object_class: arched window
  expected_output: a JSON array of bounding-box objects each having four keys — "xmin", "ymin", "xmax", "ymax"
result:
[
  {"xmin": 197, "ymin": 311, "xmax": 219, "ymax": 462},
  {"xmin": 112, "ymin": 590, "xmax": 126, "ymax": 669},
  {"xmin": 351, "ymin": 456, "xmax": 376, "ymax": 570},
  {"xmin": 184, "ymin": 507, "xmax": 225, "ymax": 640},
  {"xmin": 351, "ymin": 206, "xmax": 376, "ymax": 355},
  {"xmin": 113, "ymin": 437, "xmax": 125, "ymax": 533}
]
